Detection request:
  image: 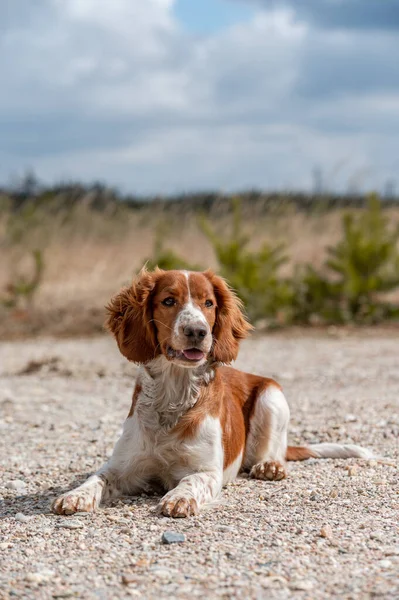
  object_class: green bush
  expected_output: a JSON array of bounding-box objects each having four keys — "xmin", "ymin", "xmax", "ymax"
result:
[
  {"xmin": 3, "ymin": 185, "xmax": 398, "ymax": 331},
  {"xmin": 2, "ymin": 200, "xmax": 46, "ymax": 311},
  {"xmin": 326, "ymin": 194, "xmax": 399, "ymax": 321},
  {"xmin": 139, "ymin": 194, "xmax": 399, "ymax": 326},
  {"xmin": 291, "ymin": 194, "xmax": 399, "ymax": 324},
  {"xmin": 289, "ymin": 266, "xmax": 336, "ymax": 324},
  {"xmin": 144, "ymin": 221, "xmax": 202, "ymax": 272},
  {"xmin": 1, "ymin": 249, "xmax": 44, "ymax": 309},
  {"xmin": 200, "ymin": 199, "xmax": 291, "ymax": 322}
]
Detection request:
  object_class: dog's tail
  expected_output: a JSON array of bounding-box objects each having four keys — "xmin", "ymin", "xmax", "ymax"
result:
[{"xmin": 286, "ymin": 443, "xmax": 374, "ymax": 461}]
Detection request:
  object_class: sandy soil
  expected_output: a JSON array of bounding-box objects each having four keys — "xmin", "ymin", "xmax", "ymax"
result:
[{"xmin": 0, "ymin": 332, "xmax": 398, "ymax": 599}]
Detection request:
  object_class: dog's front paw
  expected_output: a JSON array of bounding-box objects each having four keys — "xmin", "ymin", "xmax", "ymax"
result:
[
  {"xmin": 250, "ymin": 460, "xmax": 286, "ymax": 481},
  {"xmin": 158, "ymin": 494, "xmax": 199, "ymax": 518},
  {"xmin": 51, "ymin": 488, "xmax": 99, "ymax": 515}
]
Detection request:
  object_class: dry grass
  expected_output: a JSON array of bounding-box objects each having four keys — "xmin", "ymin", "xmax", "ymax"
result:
[{"xmin": 1, "ymin": 200, "xmax": 399, "ymax": 338}]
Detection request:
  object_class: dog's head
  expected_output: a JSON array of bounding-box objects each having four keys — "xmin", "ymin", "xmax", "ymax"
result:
[{"xmin": 106, "ymin": 268, "xmax": 253, "ymax": 367}]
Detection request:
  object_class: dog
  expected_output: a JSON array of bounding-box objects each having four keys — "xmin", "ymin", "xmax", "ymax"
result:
[{"xmin": 52, "ymin": 268, "xmax": 373, "ymax": 517}]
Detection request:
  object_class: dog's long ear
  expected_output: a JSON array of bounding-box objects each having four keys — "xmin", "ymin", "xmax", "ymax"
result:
[
  {"xmin": 105, "ymin": 268, "xmax": 162, "ymax": 364},
  {"xmin": 204, "ymin": 271, "xmax": 253, "ymax": 363}
]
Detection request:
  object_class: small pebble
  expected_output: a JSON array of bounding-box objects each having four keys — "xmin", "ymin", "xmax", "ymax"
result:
[
  {"xmin": 6, "ymin": 480, "xmax": 27, "ymax": 491},
  {"xmin": 122, "ymin": 574, "xmax": 138, "ymax": 585},
  {"xmin": 347, "ymin": 465, "xmax": 358, "ymax": 477},
  {"xmin": 161, "ymin": 531, "xmax": 186, "ymax": 544},
  {"xmin": 330, "ymin": 489, "xmax": 338, "ymax": 498},
  {"xmin": 215, "ymin": 525, "xmax": 235, "ymax": 532},
  {"xmin": 261, "ymin": 575, "xmax": 287, "ymax": 588},
  {"xmin": 320, "ymin": 524, "xmax": 333, "ymax": 539},
  {"xmin": 26, "ymin": 570, "xmax": 55, "ymax": 584},
  {"xmin": 56, "ymin": 521, "xmax": 84, "ymax": 530},
  {"xmin": 150, "ymin": 567, "xmax": 172, "ymax": 578},
  {"xmin": 384, "ymin": 547, "xmax": 399, "ymax": 556},
  {"xmin": 290, "ymin": 579, "xmax": 314, "ymax": 591},
  {"xmin": 106, "ymin": 515, "xmax": 130, "ymax": 524},
  {"xmin": 344, "ymin": 414, "xmax": 357, "ymax": 423},
  {"xmin": 15, "ymin": 512, "xmax": 30, "ymax": 523},
  {"xmin": 379, "ymin": 560, "xmax": 392, "ymax": 569}
]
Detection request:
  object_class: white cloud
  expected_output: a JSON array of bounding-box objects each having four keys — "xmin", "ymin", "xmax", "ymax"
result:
[{"xmin": 0, "ymin": 0, "xmax": 398, "ymax": 193}]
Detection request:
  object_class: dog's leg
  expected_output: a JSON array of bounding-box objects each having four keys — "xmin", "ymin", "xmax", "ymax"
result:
[
  {"xmin": 158, "ymin": 415, "xmax": 224, "ymax": 517},
  {"xmin": 158, "ymin": 470, "xmax": 222, "ymax": 517},
  {"xmin": 51, "ymin": 468, "xmax": 120, "ymax": 515},
  {"xmin": 244, "ymin": 383, "xmax": 290, "ymax": 481},
  {"xmin": 52, "ymin": 414, "xmax": 147, "ymax": 515}
]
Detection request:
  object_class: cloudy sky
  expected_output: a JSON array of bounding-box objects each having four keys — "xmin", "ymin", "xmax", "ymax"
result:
[{"xmin": 1, "ymin": 0, "xmax": 398, "ymax": 194}]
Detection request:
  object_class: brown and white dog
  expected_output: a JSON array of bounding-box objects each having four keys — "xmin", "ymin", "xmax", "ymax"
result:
[{"xmin": 52, "ymin": 269, "xmax": 373, "ymax": 518}]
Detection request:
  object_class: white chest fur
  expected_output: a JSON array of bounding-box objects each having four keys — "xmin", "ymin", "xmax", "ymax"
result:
[
  {"xmin": 106, "ymin": 358, "xmax": 221, "ymax": 493},
  {"xmin": 137, "ymin": 359, "xmax": 202, "ymax": 430},
  {"xmin": 109, "ymin": 408, "xmax": 224, "ymax": 493}
]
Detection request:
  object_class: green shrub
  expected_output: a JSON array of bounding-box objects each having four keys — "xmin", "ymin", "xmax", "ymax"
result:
[
  {"xmin": 291, "ymin": 194, "xmax": 399, "ymax": 324},
  {"xmin": 200, "ymin": 198, "xmax": 291, "ymax": 322},
  {"xmin": 144, "ymin": 221, "xmax": 202, "ymax": 272},
  {"xmin": 289, "ymin": 266, "xmax": 341, "ymax": 324},
  {"xmin": 326, "ymin": 194, "xmax": 399, "ymax": 321},
  {"xmin": 2, "ymin": 200, "xmax": 46, "ymax": 311},
  {"xmin": 134, "ymin": 195, "xmax": 399, "ymax": 325},
  {"xmin": 1, "ymin": 249, "xmax": 44, "ymax": 309}
]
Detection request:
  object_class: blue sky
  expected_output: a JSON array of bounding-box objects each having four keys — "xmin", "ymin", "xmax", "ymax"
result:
[
  {"xmin": 174, "ymin": 0, "xmax": 254, "ymax": 33},
  {"xmin": 0, "ymin": 0, "xmax": 398, "ymax": 195}
]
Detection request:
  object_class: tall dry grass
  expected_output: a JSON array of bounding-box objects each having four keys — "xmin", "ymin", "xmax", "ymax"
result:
[{"xmin": 1, "ymin": 194, "xmax": 399, "ymax": 337}]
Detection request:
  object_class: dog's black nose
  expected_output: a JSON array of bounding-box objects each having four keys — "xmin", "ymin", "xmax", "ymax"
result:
[{"xmin": 183, "ymin": 325, "xmax": 207, "ymax": 340}]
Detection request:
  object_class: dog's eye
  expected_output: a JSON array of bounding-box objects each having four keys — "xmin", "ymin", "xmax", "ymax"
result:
[
  {"xmin": 205, "ymin": 299, "xmax": 213, "ymax": 308},
  {"xmin": 162, "ymin": 297, "xmax": 176, "ymax": 307}
]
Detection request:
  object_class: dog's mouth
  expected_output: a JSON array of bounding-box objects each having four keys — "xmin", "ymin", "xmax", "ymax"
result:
[
  {"xmin": 181, "ymin": 348, "xmax": 205, "ymax": 361},
  {"xmin": 167, "ymin": 346, "xmax": 206, "ymax": 363}
]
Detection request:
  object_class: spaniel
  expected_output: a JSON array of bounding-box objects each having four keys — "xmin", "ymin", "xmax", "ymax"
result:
[{"xmin": 52, "ymin": 269, "xmax": 372, "ymax": 518}]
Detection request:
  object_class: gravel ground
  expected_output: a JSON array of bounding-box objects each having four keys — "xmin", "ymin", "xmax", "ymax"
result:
[{"xmin": 0, "ymin": 332, "xmax": 398, "ymax": 600}]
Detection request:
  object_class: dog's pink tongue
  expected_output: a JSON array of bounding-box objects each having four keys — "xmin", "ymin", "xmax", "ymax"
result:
[{"xmin": 183, "ymin": 349, "xmax": 204, "ymax": 361}]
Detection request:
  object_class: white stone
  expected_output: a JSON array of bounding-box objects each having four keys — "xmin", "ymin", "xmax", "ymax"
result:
[
  {"xmin": 379, "ymin": 560, "xmax": 392, "ymax": 569},
  {"xmin": 6, "ymin": 480, "xmax": 27, "ymax": 491},
  {"xmin": 15, "ymin": 513, "xmax": 30, "ymax": 523}
]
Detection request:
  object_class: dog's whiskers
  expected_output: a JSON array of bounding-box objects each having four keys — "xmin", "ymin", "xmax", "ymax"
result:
[{"xmin": 148, "ymin": 319, "xmax": 174, "ymax": 332}]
